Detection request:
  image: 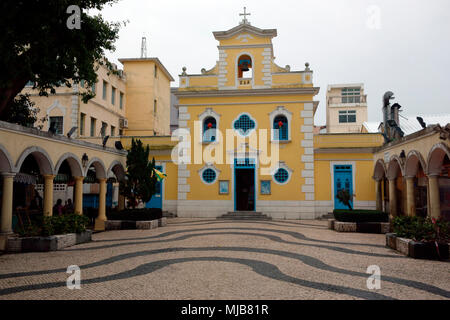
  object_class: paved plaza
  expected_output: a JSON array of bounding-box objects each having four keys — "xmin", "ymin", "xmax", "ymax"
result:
[{"xmin": 0, "ymin": 219, "xmax": 449, "ymax": 300}]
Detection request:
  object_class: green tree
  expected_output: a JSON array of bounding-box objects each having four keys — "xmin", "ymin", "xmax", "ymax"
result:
[
  {"xmin": 336, "ymin": 188, "xmax": 353, "ymax": 210},
  {"xmin": 0, "ymin": 0, "xmax": 123, "ymax": 118},
  {"xmin": 121, "ymin": 139, "xmax": 157, "ymax": 209},
  {"xmin": 3, "ymin": 94, "xmax": 46, "ymax": 128}
]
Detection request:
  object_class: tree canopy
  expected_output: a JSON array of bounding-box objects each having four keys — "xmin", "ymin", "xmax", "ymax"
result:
[
  {"xmin": 121, "ymin": 139, "xmax": 157, "ymax": 209},
  {"xmin": 0, "ymin": 0, "xmax": 122, "ymax": 118}
]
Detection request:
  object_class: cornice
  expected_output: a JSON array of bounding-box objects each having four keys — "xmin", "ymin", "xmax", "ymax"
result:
[
  {"xmin": 172, "ymin": 87, "xmax": 320, "ymax": 98},
  {"xmin": 314, "ymin": 147, "xmax": 377, "ymax": 154}
]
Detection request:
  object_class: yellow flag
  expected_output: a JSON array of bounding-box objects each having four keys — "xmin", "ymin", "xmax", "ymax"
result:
[{"xmin": 153, "ymin": 168, "xmax": 167, "ymax": 182}]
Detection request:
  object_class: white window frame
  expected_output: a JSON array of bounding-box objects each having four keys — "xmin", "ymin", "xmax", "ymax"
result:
[
  {"xmin": 232, "ymin": 112, "xmax": 257, "ymax": 138},
  {"xmin": 269, "ymin": 106, "xmax": 292, "ymax": 142},
  {"xmin": 198, "ymin": 163, "xmax": 221, "ymax": 185},
  {"xmin": 198, "ymin": 108, "xmax": 221, "ymax": 144},
  {"xmin": 271, "ymin": 161, "xmax": 293, "ymax": 185}
]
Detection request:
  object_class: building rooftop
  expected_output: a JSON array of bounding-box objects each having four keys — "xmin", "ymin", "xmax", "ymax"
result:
[
  {"xmin": 363, "ymin": 113, "xmax": 450, "ymax": 135},
  {"xmin": 327, "ymin": 83, "xmax": 364, "ymax": 92},
  {"xmin": 118, "ymin": 57, "xmax": 175, "ymax": 81}
]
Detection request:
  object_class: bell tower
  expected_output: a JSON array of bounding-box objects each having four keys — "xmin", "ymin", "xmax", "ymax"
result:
[{"xmin": 212, "ymin": 10, "xmax": 277, "ymax": 90}]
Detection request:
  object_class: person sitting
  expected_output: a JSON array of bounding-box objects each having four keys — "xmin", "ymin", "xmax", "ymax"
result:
[{"xmin": 53, "ymin": 199, "xmax": 64, "ymax": 216}]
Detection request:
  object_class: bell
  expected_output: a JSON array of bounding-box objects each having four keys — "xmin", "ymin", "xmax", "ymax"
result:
[{"xmin": 239, "ymin": 59, "xmax": 250, "ymax": 72}]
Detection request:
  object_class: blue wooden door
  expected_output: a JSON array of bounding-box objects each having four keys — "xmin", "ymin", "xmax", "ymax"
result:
[
  {"xmin": 334, "ymin": 165, "xmax": 353, "ymax": 210},
  {"xmin": 146, "ymin": 166, "xmax": 163, "ymax": 209}
]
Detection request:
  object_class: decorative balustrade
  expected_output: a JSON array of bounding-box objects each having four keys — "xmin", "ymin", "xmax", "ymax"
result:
[{"xmin": 238, "ymin": 78, "xmax": 252, "ymax": 85}]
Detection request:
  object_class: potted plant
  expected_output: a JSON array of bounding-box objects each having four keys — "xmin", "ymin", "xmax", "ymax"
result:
[{"xmin": 392, "ymin": 216, "xmax": 449, "ymax": 260}]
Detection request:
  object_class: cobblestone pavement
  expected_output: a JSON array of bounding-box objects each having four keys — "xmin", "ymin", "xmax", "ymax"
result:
[{"xmin": 0, "ymin": 218, "xmax": 449, "ymax": 300}]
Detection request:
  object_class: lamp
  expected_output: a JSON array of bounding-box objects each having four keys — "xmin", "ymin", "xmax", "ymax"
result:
[
  {"xmin": 115, "ymin": 141, "xmax": 124, "ymax": 150},
  {"xmin": 400, "ymin": 150, "xmax": 406, "ymax": 161},
  {"xmin": 82, "ymin": 153, "xmax": 89, "ymax": 168},
  {"xmin": 67, "ymin": 126, "xmax": 78, "ymax": 139},
  {"xmin": 102, "ymin": 135, "xmax": 109, "ymax": 148}
]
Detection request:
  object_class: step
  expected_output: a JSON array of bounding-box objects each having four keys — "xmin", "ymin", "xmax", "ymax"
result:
[
  {"xmin": 219, "ymin": 217, "xmax": 272, "ymax": 220},
  {"xmin": 162, "ymin": 211, "xmax": 177, "ymax": 218},
  {"xmin": 317, "ymin": 213, "xmax": 334, "ymax": 220},
  {"xmin": 217, "ymin": 211, "xmax": 272, "ymax": 220}
]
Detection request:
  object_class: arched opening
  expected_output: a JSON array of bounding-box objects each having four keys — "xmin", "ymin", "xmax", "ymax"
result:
[
  {"xmin": 14, "ymin": 154, "xmax": 42, "ymax": 213},
  {"xmin": 54, "ymin": 153, "xmax": 84, "ymax": 215},
  {"xmin": 107, "ymin": 161, "xmax": 126, "ymax": 211},
  {"xmin": 427, "ymin": 144, "xmax": 450, "ymax": 220},
  {"xmin": 0, "ymin": 146, "xmax": 14, "ymax": 234},
  {"xmin": 0, "ymin": 146, "xmax": 13, "ymax": 173},
  {"xmin": 415, "ymin": 160, "xmax": 428, "ymax": 217},
  {"xmin": 405, "ymin": 152, "xmax": 428, "ymax": 217},
  {"xmin": 237, "ymin": 54, "xmax": 253, "ymax": 79},
  {"xmin": 13, "ymin": 149, "xmax": 55, "ymax": 231},
  {"xmin": 203, "ymin": 117, "xmax": 217, "ymax": 142},
  {"xmin": 438, "ymin": 154, "xmax": 450, "ymax": 221},
  {"xmin": 387, "ymin": 157, "xmax": 404, "ymax": 215},
  {"xmin": 395, "ymin": 167, "xmax": 405, "ymax": 216},
  {"xmin": 273, "ymin": 115, "xmax": 288, "ymax": 141},
  {"xmin": 83, "ymin": 159, "xmax": 107, "ymax": 227},
  {"xmin": 373, "ymin": 160, "xmax": 387, "ymax": 212}
]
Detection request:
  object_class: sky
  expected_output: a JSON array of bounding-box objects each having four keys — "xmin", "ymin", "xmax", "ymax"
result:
[{"xmin": 97, "ymin": 0, "xmax": 450, "ymax": 125}]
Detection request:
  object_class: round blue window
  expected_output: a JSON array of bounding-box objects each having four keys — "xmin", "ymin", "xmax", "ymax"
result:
[
  {"xmin": 202, "ymin": 169, "xmax": 216, "ymax": 183},
  {"xmin": 274, "ymin": 168, "xmax": 289, "ymax": 184}
]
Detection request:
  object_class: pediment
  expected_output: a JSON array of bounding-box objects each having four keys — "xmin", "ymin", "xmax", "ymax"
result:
[{"xmin": 213, "ymin": 24, "xmax": 277, "ymax": 40}]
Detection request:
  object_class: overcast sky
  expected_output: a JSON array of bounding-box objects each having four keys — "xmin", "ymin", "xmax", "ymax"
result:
[{"xmin": 98, "ymin": 0, "xmax": 450, "ymax": 125}]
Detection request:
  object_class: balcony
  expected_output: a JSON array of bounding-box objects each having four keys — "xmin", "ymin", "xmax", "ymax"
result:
[
  {"xmin": 238, "ymin": 78, "xmax": 252, "ymax": 86},
  {"xmin": 328, "ymin": 95, "xmax": 367, "ymax": 105}
]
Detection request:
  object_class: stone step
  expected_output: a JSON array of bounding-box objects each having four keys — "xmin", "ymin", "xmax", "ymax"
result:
[
  {"xmin": 317, "ymin": 213, "xmax": 334, "ymax": 220},
  {"xmin": 217, "ymin": 211, "xmax": 272, "ymax": 220},
  {"xmin": 219, "ymin": 217, "xmax": 272, "ymax": 220},
  {"xmin": 162, "ymin": 211, "xmax": 177, "ymax": 218}
]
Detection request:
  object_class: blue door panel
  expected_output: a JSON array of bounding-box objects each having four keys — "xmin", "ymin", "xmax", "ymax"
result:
[
  {"xmin": 334, "ymin": 165, "xmax": 353, "ymax": 210},
  {"xmin": 146, "ymin": 166, "xmax": 163, "ymax": 209}
]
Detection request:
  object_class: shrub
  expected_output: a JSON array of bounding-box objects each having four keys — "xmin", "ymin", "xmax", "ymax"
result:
[
  {"xmin": 15, "ymin": 213, "xmax": 90, "ymax": 237},
  {"xmin": 392, "ymin": 216, "xmax": 450, "ymax": 243},
  {"xmin": 107, "ymin": 208, "xmax": 162, "ymax": 221},
  {"xmin": 333, "ymin": 209, "xmax": 389, "ymax": 222}
]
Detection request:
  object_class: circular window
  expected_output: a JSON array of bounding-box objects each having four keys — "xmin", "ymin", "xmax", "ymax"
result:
[
  {"xmin": 274, "ymin": 168, "xmax": 289, "ymax": 184},
  {"xmin": 202, "ymin": 168, "xmax": 217, "ymax": 184}
]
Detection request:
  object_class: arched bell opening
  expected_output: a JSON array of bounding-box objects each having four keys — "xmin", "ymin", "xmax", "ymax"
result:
[{"xmin": 237, "ymin": 54, "xmax": 253, "ymax": 79}]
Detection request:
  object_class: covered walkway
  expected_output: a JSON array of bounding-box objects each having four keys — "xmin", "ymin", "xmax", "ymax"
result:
[{"xmin": 0, "ymin": 121, "xmax": 127, "ymax": 250}]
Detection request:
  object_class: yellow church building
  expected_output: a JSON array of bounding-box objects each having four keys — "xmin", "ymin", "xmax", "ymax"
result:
[{"xmin": 166, "ymin": 18, "xmax": 382, "ymax": 218}]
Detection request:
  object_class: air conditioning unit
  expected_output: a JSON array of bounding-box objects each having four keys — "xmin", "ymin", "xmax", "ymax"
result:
[{"xmin": 119, "ymin": 118, "xmax": 128, "ymax": 129}]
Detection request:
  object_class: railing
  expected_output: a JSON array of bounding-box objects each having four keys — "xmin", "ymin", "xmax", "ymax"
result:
[
  {"xmin": 328, "ymin": 95, "xmax": 367, "ymax": 104},
  {"xmin": 238, "ymin": 78, "xmax": 252, "ymax": 86}
]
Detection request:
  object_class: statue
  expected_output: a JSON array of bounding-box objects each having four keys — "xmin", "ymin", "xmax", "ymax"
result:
[{"xmin": 382, "ymin": 91, "xmax": 404, "ymax": 143}]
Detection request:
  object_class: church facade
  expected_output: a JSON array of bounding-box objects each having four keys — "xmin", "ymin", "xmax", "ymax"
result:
[{"xmin": 168, "ymin": 20, "xmax": 381, "ymax": 218}]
